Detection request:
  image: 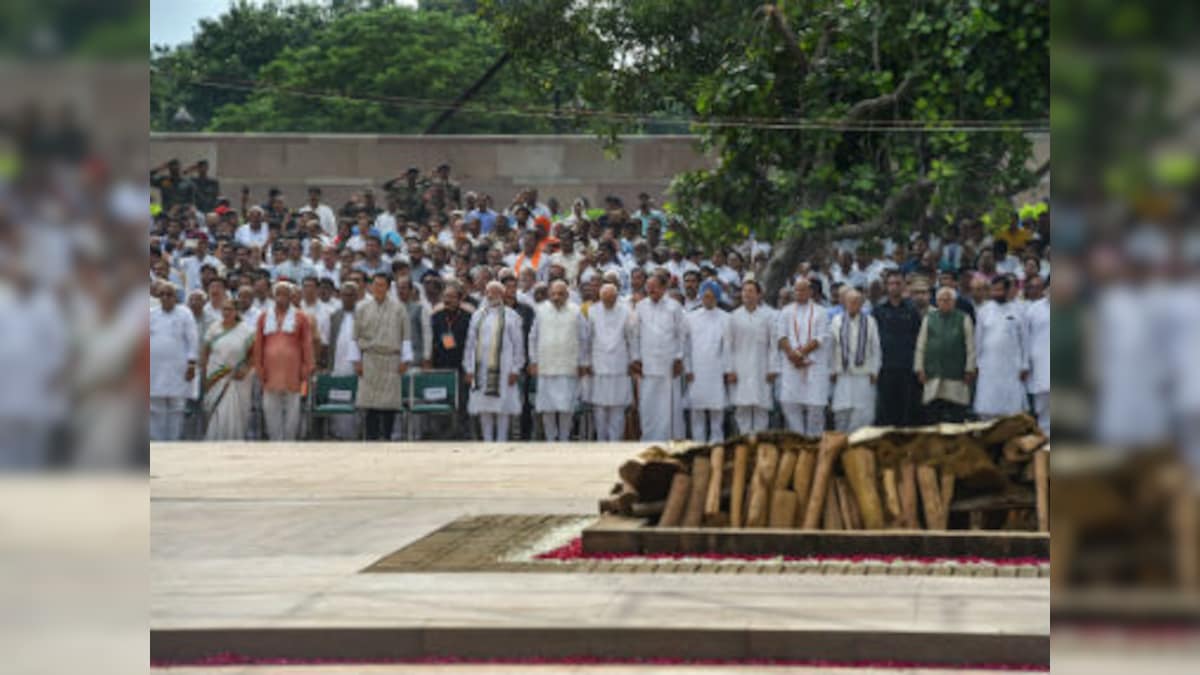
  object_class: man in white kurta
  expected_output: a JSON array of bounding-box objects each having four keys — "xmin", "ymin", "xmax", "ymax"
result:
[
  {"xmin": 631, "ymin": 274, "xmax": 686, "ymax": 441},
  {"xmin": 684, "ymin": 281, "xmax": 733, "ymax": 442},
  {"xmin": 776, "ymin": 278, "xmax": 832, "ymax": 436},
  {"xmin": 529, "ymin": 281, "xmax": 588, "ymax": 441},
  {"xmin": 726, "ymin": 280, "xmax": 778, "ymax": 434},
  {"xmin": 1023, "ymin": 275, "xmax": 1050, "ymax": 435},
  {"xmin": 149, "ymin": 283, "xmax": 198, "ymax": 441},
  {"xmin": 326, "ymin": 282, "xmax": 362, "ymax": 439},
  {"xmin": 583, "ymin": 284, "xmax": 635, "ymax": 441},
  {"xmin": 829, "ymin": 290, "xmax": 881, "ymax": 433},
  {"xmin": 464, "ymin": 281, "xmax": 525, "ymax": 441},
  {"xmin": 974, "ymin": 276, "xmax": 1029, "ymax": 418}
]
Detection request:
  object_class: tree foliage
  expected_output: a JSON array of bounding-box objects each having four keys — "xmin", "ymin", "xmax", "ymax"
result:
[
  {"xmin": 486, "ymin": 0, "xmax": 1048, "ymax": 295},
  {"xmin": 151, "ymin": 2, "xmax": 549, "ymax": 133}
]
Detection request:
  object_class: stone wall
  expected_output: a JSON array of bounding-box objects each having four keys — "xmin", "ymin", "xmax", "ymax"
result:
[{"xmin": 149, "ymin": 133, "xmax": 716, "ymax": 209}]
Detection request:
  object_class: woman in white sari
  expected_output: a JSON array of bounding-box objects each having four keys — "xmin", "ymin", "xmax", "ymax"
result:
[{"xmin": 200, "ymin": 300, "xmax": 255, "ymax": 441}]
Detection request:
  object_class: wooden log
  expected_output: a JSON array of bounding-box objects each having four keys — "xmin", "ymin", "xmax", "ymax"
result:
[
  {"xmin": 730, "ymin": 444, "xmax": 749, "ymax": 528},
  {"xmin": 881, "ymin": 467, "xmax": 903, "ymax": 523},
  {"xmin": 682, "ymin": 457, "xmax": 710, "ymax": 527},
  {"xmin": 835, "ymin": 477, "xmax": 863, "ymax": 529},
  {"xmin": 658, "ymin": 472, "xmax": 691, "ymax": 527},
  {"xmin": 792, "ymin": 446, "xmax": 817, "ymax": 523},
  {"xmin": 746, "ymin": 443, "xmax": 779, "ymax": 527},
  {"xmin": 916, "ymin": 464, "xmax": 946, "ymax": 530},
  {"xmin": 774, "ymin": 448, "xmax": 798, "ymax": 491},
  {"xmin": 841, "ymin": 445, "xmax": 885, "ymax": 529},
  {"xmin": 704, "ymin": 445, "xmax": 726, "ymax": 521},
  {"xmin": 950, "ymin": 489, "xmax": 1036, "ymax": 512},
  {"xmin": 769, "ymin": 489, "xmax": 798, "ymax": 528},
  {"xmin": 1034, "ymin": 449, "xmax": 1049, "ymax": 533},
  {"xmin": 940, "ymin": 468, "xmax": 956, "ymax": 513},
  {"xmin": 801, "ymin": 432, "xmax": 849, "ymax": 529},
  {"xmin": 599, "ymin": 481, "xmax": 639, "ymax": 515},
  {"xmin": 899, "ymin": 459, "xmax": 919, "ymax": 529},
  {"xmin": 822, "ymin": 487, "xmax": 844, "ymax": 530},
  {"xmin": 631, "ymin": 499, "xmax": 666, "ymax": 518}
]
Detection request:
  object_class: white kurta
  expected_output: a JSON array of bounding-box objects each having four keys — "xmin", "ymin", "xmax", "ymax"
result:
[
  {"xmin": 632, "ymin": 296, "xmax": 686, "ymax": 440},
  {"xmin": 775, "ymin": 301, "xmax": 832, "ymax": 406},
  {"xmin": 463, "ymin": 305, "xmax": 525, "ymax": 415},
  {"xmin": 1024, "ymin": 297, "xmax": 1050, "ymax": 396},
  {"xmin": 530, "ymin": 302, "xmax": 588, "ymax": 412},
  {"xmin": 829, "ymin": 312, "xmax": 881, "ymax": 412},
  {"xmin": 973, "ymin": 300, "xmax": 1029, "ymax": 416},
  {"xmin": 328, "ymin": 311, "xmax": 361, "ymax": 440},
  {"xmin": 149, "ymin": 306, "xmax": 198, "ymax": 399},
  {"xmin": 727, "ymin": 305, "xmax": 778, "ymax": 409},
  {"xmin": 683, "ymin": 307, "xmax": 732, "ymax": 410},
  {"xmin": 583, "ymin": 302, "xmax": 635, "ymax": 407},
  {"xmin": 1094, "ymin": 285, "xmax": 1172, "ymax": 445}
]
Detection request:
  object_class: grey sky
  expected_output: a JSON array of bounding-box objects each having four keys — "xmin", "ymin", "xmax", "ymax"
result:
[{"xmin": 150, "ymin": 0, "xmax": 417, "ymax": 49}]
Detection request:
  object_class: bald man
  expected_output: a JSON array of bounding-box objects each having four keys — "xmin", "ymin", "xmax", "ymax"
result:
[
  {"xmin": 529, "ymin": 280, "xmax": 589, "ymax": 441},
  {"xmin": 584, "ymin": 284, "xmax": 636, "ymax": 441},
  {"xmin": 775, "ymin": 278, "xmax": 832, "ymax": 436},
  {"xmin": 829, "ymin": 289, "xmax": 881, "ymax": 433},
  {"xmin": 464, "ymin": 281, "xmax": 525, "ymax": 441}
]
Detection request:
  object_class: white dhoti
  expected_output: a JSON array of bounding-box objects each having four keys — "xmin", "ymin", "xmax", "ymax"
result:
[
  {"xmin": 734, "ymin": 406, "xmax": 770, "ymax": 434},
  {"xmin": 782, "ymin": 403, "xmax": 825, "ymax": 437},
  {"xmin": 639, "ymin": 376, "xmax": 685, "ymax": 441},
  {"xmin": 149, "ymin": 396, "xmax": 186, "ymax": 441},
  {"xmin": 689, "ymin": 408, "xmax": 724, "ymax": 443},
  {"xmin": 831, "ymin": 373, "xmax": 876, "ymax": 433}
]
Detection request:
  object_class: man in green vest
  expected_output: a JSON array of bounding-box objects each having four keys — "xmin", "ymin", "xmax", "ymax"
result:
[{"xmin": 914, "ymin": 287, "xmax": 977, "ymax": 423}]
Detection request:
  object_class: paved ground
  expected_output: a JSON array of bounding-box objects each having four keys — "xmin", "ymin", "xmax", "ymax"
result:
[{"xmin": 151, "ymin": 441, "xmax": 1049, "ymax": 668}]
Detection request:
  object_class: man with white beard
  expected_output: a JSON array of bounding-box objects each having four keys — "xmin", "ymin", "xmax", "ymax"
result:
[
  {"xmin": 583, "ymin": 283, "xmax": 635, "ymax": 441},
  {"xmin": 464, "ymin": 281, "xmax": 525, "ymax": 441},
  {"xmin": 726, "ymin": 279, "xmax": 777, "ymax": 434},
  {"xmin": 529, "ymin": 280, "xmax": 588, "ymax": 441},
  {"xmin": 829, "ymin": 289, "xmax": 881, "ymax": 433},
  {"xmin": 631, "ymin": 273, "xmax": 686, "ymax": 441},
  {"xmin": 974, "ymin": 275, "xmax": 1029, "ymax": 418},
  {"xmin": 776, "ymin": 278, "xmax": 832, "ymax": 436},
  {"xmin": 1023, "ymin": 275, "xmax": 1050, "ymax": 434},
  {"xmin": 684, "ymin": 281, "xmax": 732, "ymax": 442}
]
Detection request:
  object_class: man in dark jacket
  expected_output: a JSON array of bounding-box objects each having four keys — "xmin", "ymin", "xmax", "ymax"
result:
[
  {"xmin": 873, "ymin": 271, "xmax": 923, "ymax": 426},
  {"xmin": 429, "ymin": 284, "xmax": 471, "ymax": 437}
]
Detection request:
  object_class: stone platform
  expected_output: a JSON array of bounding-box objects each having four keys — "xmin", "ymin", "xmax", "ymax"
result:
[{"xmin": 150, "ymin": 441, "xmax": 1049, "ymax": 670}]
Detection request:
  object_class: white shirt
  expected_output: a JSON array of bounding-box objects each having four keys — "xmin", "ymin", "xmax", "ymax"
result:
[
  {"xmin": 631, "ymin": 296, "xmax": 684, "ymax": 377},
  {"xmin": 1025, "ymin": 296, "xmax": 1050, "ymax": 395},
  {"xmin": 298, "ymin": 203, "xmax": 337, "ymax": 238},
  {"xmin": 235, "ymin": 223, "xmax": 270, "ymax": 250},
  {"xmin": 728, "ymin": 304, "xmax": 778, "ymax": 409},
  {"xmin": 149, "ymin": 305, "xmax": 198, "ymax": 399},
  {"xmin": 775, "ymin": 301, "xmax": 832, "ymax": 406},
  {"xmin": 584, "ymin": 302, "xmax": 634, "ymax": 375}
]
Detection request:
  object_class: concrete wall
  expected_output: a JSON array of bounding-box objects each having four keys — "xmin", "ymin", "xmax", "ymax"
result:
[
  {"xmin": 149, "ymin": 132, "xmax": 1049, "ymax": 210},
  {"xmin": 149, "ymin": 133, "xmax": 716, "ymax": 209}
]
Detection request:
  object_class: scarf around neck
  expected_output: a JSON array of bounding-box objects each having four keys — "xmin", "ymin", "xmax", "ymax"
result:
[
  {"xmin": 475, "ymin": 305, "xmax": 506, "ymax": 397},
  {"xmin": 840, "ymin": 312, "xmax": 868, "ymax": 370},
  {"xmin": 263, "ymin": 305, "xmax": 297, "ymax": 336}
]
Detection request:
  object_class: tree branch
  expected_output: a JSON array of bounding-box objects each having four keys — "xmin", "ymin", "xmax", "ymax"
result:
[
  {"xmin": 1034, "ymin": 158, "xmax": 1050, "ymax": 179},
  {"xmin": 760, "ymin": 4, "xmax": 807, "ymax": 74},
  {"xmin": 831, "ymin": 178, "xmax": 936, "ymax": 239},
  {"xmin": 843, "ymin": 71, "xmax": 919, "ymax": 123}
]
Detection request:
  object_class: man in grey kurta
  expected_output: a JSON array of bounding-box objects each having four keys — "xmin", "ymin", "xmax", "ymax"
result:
[{"xmin": 353, "ymin": 273, "xmax": 412, "ymax": 440}]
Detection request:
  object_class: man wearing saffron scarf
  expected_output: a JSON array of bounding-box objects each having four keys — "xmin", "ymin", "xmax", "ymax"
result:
[
  {"xmin": 829, "ymin": 289, "xmax": 881, "ymax": 433},
  {"xmin": 776, "ymin": 278, "xmax": 832, "ymax": 436},
  {"xmin": 253, "ymin": 281, "xmax": 314, "ymax": 440},
  {"xmin": 915, "ymin": 287, "xmax": 977, "ymax": 424},
  {"xmin": 464, "ymin": 281, "xmax": 525, "ymax": 441}
]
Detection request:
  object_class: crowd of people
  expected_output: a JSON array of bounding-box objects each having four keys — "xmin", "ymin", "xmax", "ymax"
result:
[{"xmin": 148, "ymin": 158, "xmax": 1051, "ymax": 443}]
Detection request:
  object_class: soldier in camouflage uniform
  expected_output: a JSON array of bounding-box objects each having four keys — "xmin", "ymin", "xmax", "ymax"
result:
[
  {"xmin": 150, "ymin": 158, "xmax": 196, "ymax": 211},
  {"xmin": 383, "ymin": 167, "xmax": 427, "ymax": 225}
]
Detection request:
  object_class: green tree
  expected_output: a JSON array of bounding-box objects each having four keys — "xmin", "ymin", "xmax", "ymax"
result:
[
  {"xmin": 151, "ymin": 1, "xmax": 330, "ymax": 131},
  {"xmin": 485, "ymin": 0, "xmax": 1048, "ymax": 298}
]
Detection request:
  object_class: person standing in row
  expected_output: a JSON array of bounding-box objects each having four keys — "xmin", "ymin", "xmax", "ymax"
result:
[
  {"xmin": 874, "ymin": 271, "xmax": 923, "ymax": 426},
  {"xmin": 915, "ymin": 287, "xmax": 976, "ymax": 424},
  {"xmin": 254, "ymin": 281, "xmax": 314, "ymax": 441},
  {"xmin": 974, "ymin": 276, "xmax": 1029, "ymax": 419},
  {"xmin": 326, "ymin": 282, "xmax": 362, "ymax": 440},
  {"xmin": 1023, "ymin": 275, "xmax": 1050, "ymax": 435},
  {"xmin": 584, "ymin": 284, "xmax": 635, "ymax": 441},
  {"xmin": 776, "ymin": 278, "xmax": 831, "ymax": 437},
  {"xmin": 829, "ymin": 289, "xmax": 880, "ymax": 433},
  {"xmin": 726, "ymin": 280, "xmax": 777, "ymax": 435},
  {"xmin": 685, "ymin": 281, "xmax": 732, "ymax": 442},
  {"xmin": 149, "ymin": 282, "xmax": 198, "ymax": 441},
  {"xmin": 464, "ymin": 282, "xmax": 525, "ymax": 441},
  {"xmin": 529, "ymin": 280, "xmax": 587, "ymax": 442},
  {"xmin": 631, "ymin": 274, "xmax": 685, "ymax": 441},
  {"xmin": 200, "ymin": 300, "xmax": 255, "ymax": 441},
  {"xmin": 353, "ymin": 273, "xmax": 411, "ymax": 441}
]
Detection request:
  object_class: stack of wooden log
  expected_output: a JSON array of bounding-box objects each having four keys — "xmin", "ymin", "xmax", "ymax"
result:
[{"xmin": 599, "ymin": 414, "xmax": 1049, "ymax": 532}]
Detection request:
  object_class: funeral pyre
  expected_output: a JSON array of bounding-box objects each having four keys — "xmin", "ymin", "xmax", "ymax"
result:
[{"xmin": 600, "ymin": 415, "xmax": 1048, "ymax": 532}]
